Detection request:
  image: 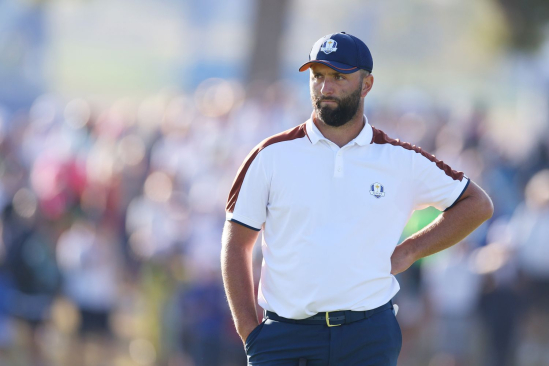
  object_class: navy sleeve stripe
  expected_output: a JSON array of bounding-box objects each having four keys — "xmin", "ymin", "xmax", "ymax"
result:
[
  {"xmin": 443, "ymin": 178, "xmax": 470, "ymax": 212},
  {"xmin": 229, "ymin": 218, "xmax": 261, "ymax": 231}
]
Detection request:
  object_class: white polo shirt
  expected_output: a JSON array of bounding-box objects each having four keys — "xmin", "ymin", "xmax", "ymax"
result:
[{"xmin": 226, "ymin": 115, "xmax": 469, "ymax": 319}]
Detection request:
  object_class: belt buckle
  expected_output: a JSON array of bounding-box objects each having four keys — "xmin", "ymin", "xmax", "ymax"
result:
[{"xmin": 325, "ymin": 312, "xmax": 341, "ymax": 327}]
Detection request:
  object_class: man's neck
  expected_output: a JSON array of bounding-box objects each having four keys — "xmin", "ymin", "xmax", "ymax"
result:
[{"xmin": 313, "ymin": 109, "xmax": 365, "ymax": 148}]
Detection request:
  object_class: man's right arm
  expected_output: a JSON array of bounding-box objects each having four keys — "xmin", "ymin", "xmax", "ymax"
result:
[{"xmin": 221, "ymin": 220, "xmax": 261, "ymax": 344}]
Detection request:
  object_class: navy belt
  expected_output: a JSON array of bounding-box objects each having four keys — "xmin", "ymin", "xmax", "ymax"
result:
[{"xmin": 264, "ymin": 300, "xmax": 393, "ymax": 327}]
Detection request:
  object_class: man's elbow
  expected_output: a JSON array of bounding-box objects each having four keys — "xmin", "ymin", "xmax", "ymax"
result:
[
  {"xmin": 477, "ymin": 192, "xmax": 494, "ymax": 222},
  {"xmin": 462, "ymin": 181, "xmax": 494, "ymax": 222}
]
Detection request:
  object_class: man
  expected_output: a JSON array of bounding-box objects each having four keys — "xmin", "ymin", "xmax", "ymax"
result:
[{"xmin": 221, "ymin": 32, "xmax": 493, "ymax": 365}]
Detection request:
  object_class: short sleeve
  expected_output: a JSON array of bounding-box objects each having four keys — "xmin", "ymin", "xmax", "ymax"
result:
[
  {"xmin": 225, "ymin": 149, "xmax": 270, "ymax": 231},
  {"xmin": 412, "ymin": 151, "xmax": 470, "ymax": 212}
]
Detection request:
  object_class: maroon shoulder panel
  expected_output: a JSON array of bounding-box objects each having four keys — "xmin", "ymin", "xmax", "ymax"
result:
[
  {"xmin": 370, "ymin": 127, "xmax": 464, "ymax": 181},
  {"xmin": 226, "ymin": 123, "xmax": 308, "ymax": 213}
]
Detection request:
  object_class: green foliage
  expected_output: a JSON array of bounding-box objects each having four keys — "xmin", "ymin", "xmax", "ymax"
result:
[{"xmin": 399, "ymin": 206, "xmax": 441, "ymax": 244}]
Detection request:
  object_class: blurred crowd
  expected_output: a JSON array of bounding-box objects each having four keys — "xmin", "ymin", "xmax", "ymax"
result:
[{"xmin": 0, "ymin": 76, "xmax": 548, "ymax": 366}]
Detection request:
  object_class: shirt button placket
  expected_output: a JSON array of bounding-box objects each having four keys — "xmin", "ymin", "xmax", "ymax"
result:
[{"xmin": 335, "ymin": 150, "xmax": 343, "ymax": 176}]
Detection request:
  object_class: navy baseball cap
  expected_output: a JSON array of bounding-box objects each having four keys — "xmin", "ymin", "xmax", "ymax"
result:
[{"xmin": 299, "ymin": 32, "xmax": 373, "ymax": 74}]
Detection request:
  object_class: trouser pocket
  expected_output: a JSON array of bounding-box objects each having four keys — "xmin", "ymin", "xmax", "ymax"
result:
[
  {"xmin": 245, "ymin": 319, "xmax": 266, "ymax": 351},
  {"xmin": 390, "ymin": 310, "xmax": 403, "ymax": 353}
]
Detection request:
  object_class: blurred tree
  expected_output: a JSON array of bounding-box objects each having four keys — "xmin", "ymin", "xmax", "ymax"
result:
[
  {"xmin": 247, "ymin": 0, "xmax": 290, "ymax": 86},
  {"xmin": 496, "ymin": 0, "xmax": 549, "ymax": 51}
]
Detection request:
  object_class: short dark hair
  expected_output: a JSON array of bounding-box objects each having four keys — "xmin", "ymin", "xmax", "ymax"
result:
[{"xmin": 360, "ymin": 70, "xmax": 371, "ymax": 78}]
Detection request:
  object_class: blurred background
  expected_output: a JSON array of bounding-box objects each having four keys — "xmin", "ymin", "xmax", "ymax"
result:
[{"xmin": 0, "ymin": 0, "xmax": 548, "ymax": 365}]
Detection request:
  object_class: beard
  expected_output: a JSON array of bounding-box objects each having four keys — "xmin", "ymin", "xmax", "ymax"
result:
[{"xmin": 312, "ymin": 84, "xmax": 362, "ymax": 127}]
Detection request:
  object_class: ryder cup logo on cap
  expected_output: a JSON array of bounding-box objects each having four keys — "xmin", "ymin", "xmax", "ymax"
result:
[
  {"xmin": 320, "ymin": 39, "xmax": 337, "ymax": 54},
  {"xmin": 299, "ymin": 32, "xmax": 373, "ymax": 74}
]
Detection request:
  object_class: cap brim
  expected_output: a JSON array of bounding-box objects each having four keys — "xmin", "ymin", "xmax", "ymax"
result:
[{"xmin": 299, "ymin": 60, "xmax": 360, "ymax": 74}]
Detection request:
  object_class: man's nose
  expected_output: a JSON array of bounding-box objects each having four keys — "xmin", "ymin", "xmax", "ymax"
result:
[{"xmin": 320, "ymin": 79, "xmax": 334, "ymax": 96}]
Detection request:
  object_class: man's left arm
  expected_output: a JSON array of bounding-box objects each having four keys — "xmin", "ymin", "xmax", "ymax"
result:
[{"xmin": 391, "ymin": 180, "xmax": 493, "ymax": 275}]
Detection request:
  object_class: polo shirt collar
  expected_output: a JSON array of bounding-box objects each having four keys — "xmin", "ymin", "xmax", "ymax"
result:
[{"xmin": 305, "ymin": 112, "xmax": 373, "ymax": 146}]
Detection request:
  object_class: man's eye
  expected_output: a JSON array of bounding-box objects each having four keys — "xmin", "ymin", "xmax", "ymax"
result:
[{"xmin": 335, "ymin": 75, "xmax": 344, "ymax": 80}]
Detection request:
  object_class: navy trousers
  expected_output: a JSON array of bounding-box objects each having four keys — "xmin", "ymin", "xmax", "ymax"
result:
[{"xmin": 245, "ymin": 307, "xmax": 402, "ymax": 365}]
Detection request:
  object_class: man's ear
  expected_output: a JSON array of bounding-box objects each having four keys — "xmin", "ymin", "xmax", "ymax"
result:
[{"xmin": 362, "ymin": 74, "xmax": 374, "ymax": 98}]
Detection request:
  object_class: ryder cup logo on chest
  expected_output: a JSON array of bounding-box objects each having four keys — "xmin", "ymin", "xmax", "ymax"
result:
[
  {"xmin": 369, "ymin": 182, "xmax": 385, "ymax": 198},
  {"xmin": 320, "ymin": 39, "xmax": 338, "ymax": 54}
]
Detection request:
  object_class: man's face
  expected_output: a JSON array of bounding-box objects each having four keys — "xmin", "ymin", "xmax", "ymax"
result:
[{"xmin": 310, "ymin": 64, "xmax": 367, "ymax": 127}]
